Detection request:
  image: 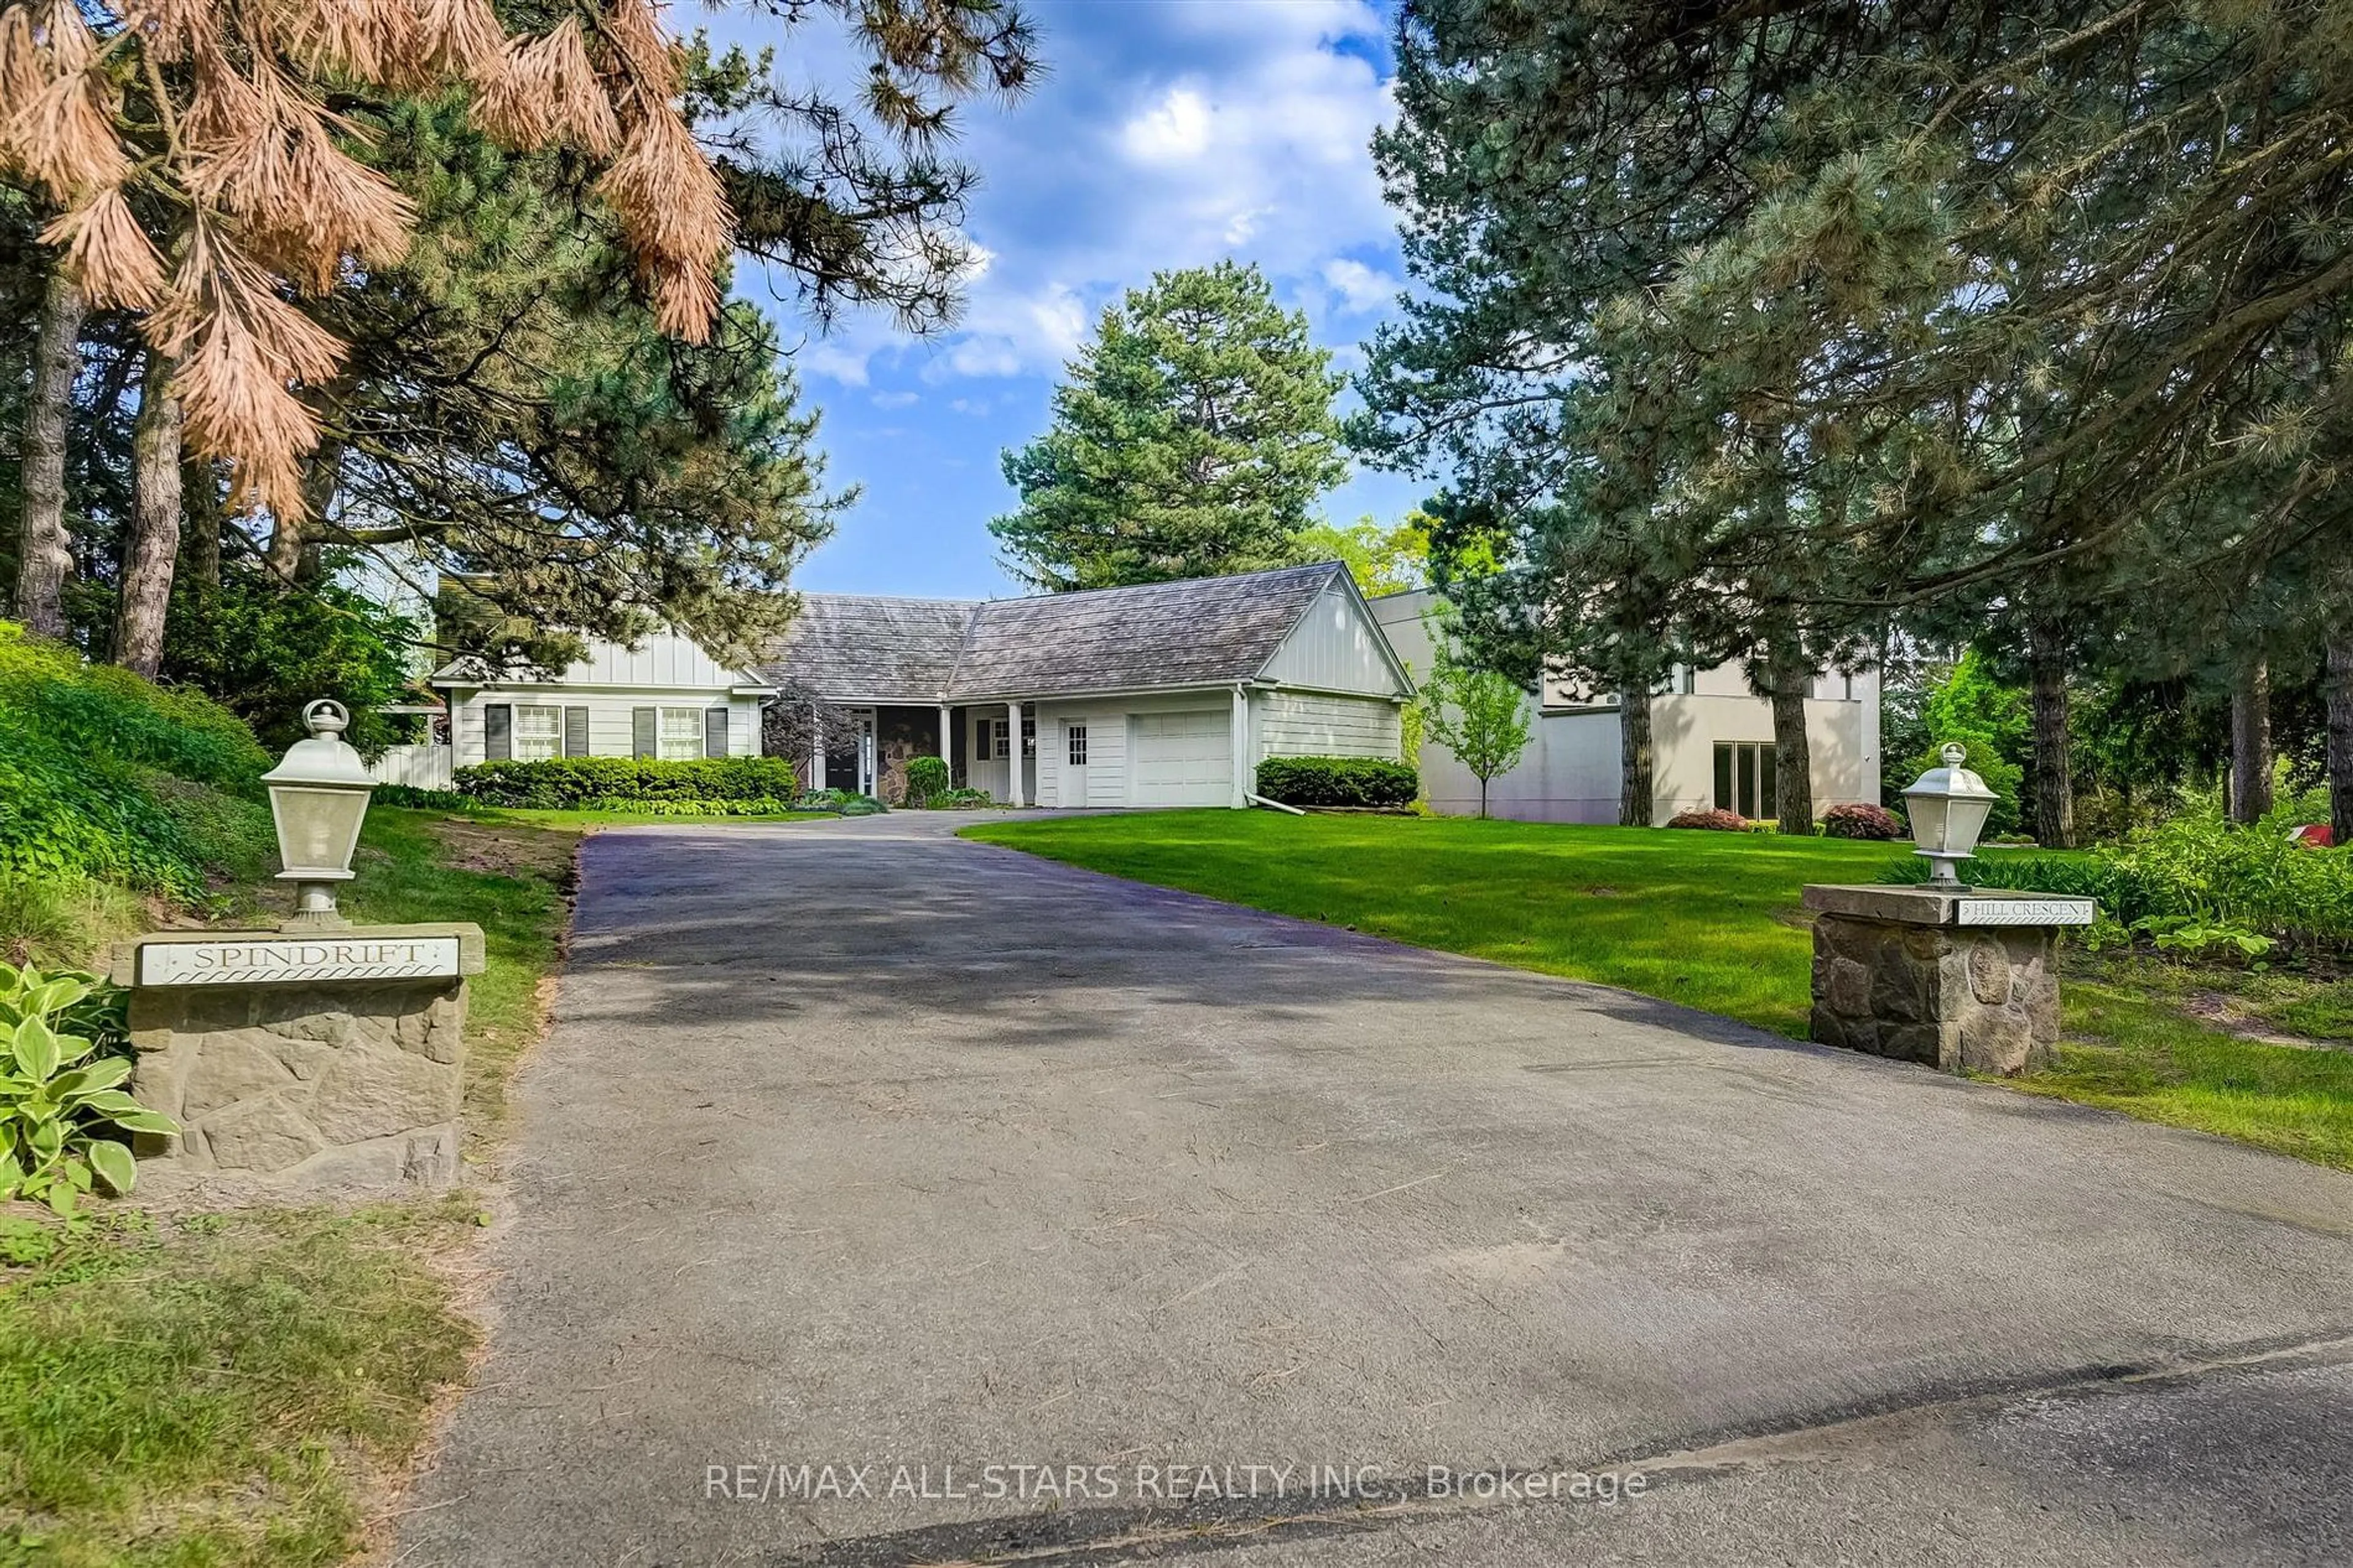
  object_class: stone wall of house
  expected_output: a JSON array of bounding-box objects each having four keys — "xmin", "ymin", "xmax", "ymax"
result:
[
  {"xmin": 1810, "ymin": 914, "xmax": 2059, "ymax": 1077},
  {"xmin": 128, "ymin": 979, "xmax": 465, "ymax": 1192}
]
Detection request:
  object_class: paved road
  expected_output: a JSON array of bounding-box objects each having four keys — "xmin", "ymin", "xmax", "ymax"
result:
[{"xmin": 401, "ymin": 813, "xmax": 2353, "ymax": 1566}]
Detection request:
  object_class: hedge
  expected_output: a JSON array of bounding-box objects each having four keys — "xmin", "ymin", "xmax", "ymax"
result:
[
  {"xmin": 1822, "ymin": 802, "xmax": 1906, "ymax": 840},
  {"xmin": 450, "ymin": 756, "xmax": 808, "ymax": 807},
  {"xmin": 1254, "ymin": 755, "xmax": 1417, "ymax": 809}
]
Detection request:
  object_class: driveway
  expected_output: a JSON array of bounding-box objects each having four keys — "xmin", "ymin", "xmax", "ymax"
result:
[{"xmin": 400, "ymin": 813, "xmax": 2353, "ymax": 1566}]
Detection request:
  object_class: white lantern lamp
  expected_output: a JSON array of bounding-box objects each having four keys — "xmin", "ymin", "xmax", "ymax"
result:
[
  {"xmin": 262, "ymin": 699, "xmax": 375, "ymax": 931},
  {"xmin": 1903, "ymin": 741, "xmax": 2000, "ymax": 888}
]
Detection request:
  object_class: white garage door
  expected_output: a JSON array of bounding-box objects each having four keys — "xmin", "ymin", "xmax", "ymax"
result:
[{"xmin": 1131, "ymin": 710, "xmax": 1232, "ymax": 807}]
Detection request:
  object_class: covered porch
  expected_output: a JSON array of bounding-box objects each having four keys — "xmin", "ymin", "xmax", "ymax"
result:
[{"xmin": 810, "ymin": 701, "xmax": 1037, "ymax": 805}]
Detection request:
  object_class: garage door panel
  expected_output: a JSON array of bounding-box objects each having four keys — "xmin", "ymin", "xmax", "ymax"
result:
[{"xmin": 1132, "ymin": 710, "xmax": 1230, "ymax": 806}]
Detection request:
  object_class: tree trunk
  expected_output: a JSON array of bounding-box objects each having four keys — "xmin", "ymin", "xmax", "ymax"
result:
[
  {"xmin": 1619, "ymin": 682, "xmax": 1654, "ymax": 825},
  {"xmin": 1767, "ymin": 643, "xmax": 1813, "ymax": 834},
  {"xmin": 2229, "ymin": 657, "xmax": 2274, "ymax": 824},
  {"xmin": 112, "ymin": 351, "xmax": 184, "ymax": 678},
  {"xmin": 1477, "ymin": 772, "xmax": 1490, "ymax": 819},
  {"xmin": 12, "ymin": 267, "xmax": 86, "ymax": 637},
  {"xmin": 2327, "ymin": 634, "xmax": 2353, "ymax": 846},
  {"xmin": 2028, "ymin": 618, "xmax": 2074, "ymax": 849},
  {"xmin": 267, "ymin": 431, "xmax": 343, "ymax": 585},
  {"xmin": 178, "ymin": 454, "xmax": 221, "ymax": 588}
]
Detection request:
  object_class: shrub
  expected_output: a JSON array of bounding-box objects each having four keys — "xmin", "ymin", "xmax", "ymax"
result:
[
  {"xmin": 1255, "ymin": 755, "xmax": 1419, "ymax": 809},
  {"xmin": 0, "ymin": 624, "xmax": 274, "ymax": 899},
  {"xmin": 451, "ymin": 756, "xmax": 808, "ymax": 808},
  {"xmin": 370, "ymin": 786, "xmax": 483, "ymax": 811},
  {"xmin": 904, "ymin": 756, "xmax": 950, "ymax": 806},
  {"xmin": 0, "ymin": 963, "xmax": 173, "ymax": 1215},
  {"xmin": 926, "ymin": 787, "xmax": 996, "ymax": 809},
  {"xmin": 1879, "ymin": 795, "xmax": 2353, "ymax": 954},
  {"xmin": 1667, "ymin": 808, "xmax": 1748, "ymax": 831},
  {"xmin": 1822, "ymin": 802, "xmax": 1906, "ymax": 841}
]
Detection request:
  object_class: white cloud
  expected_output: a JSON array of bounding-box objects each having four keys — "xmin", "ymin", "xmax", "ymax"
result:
[
  {"xmin": 1322, "ymin": 257, "xmax": 1396, "ymax": 314},
  {"xmin": 870, "ymin": 390, "xmax": 919, "ymax": 409},
  {"xmin": 1121, "ymin": 86, "xmax": 1213, "ymax": 162},
  {"xmin": 800, "ymin": 339, "xmax": 872, "ymax": 387}
]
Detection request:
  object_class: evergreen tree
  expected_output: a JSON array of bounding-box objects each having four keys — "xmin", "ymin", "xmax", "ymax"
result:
[{"xmin": 991, "ymin": 260, "xmax": 1347, "ymax": 590}]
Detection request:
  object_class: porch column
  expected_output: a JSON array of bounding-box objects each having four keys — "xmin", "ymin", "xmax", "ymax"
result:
[
  {"xmin": 938, "ymin": 703, "xmax": 952, "ymax": 765},
  {"xmin": 1006, "ymin": 702, "xmax": 1025, "ymax": 807},
  {"xmin": 1230, "ymin": 684, "xmax": 1250, "ymax": 809},
  {"xmin": 809, "ymin": 700, "xmax": 822, "ymax": 793}
]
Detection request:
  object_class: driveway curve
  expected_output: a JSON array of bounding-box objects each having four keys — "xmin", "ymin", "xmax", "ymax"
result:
[{"xmin": 401, "ymin": 812, "xmax": 2353, "ymax": 1566}]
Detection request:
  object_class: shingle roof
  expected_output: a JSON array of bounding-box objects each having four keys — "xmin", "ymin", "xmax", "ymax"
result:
[
  {"xmin": 756, "ymin": 594, "xmax": 980, "ymax": 703},
  {"xmin": 755, "ymin": 561, "xmax": 1350, "ymax": 703}
]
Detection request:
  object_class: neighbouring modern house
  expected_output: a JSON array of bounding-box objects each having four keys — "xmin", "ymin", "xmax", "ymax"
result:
[
  {"xmin": 1371, "ymin": 589, "xmax": 1882, "ymax": 825},
  {"xmin": 758, "ymin": 560, "xmax": 1413, "ymax": 806},
  {"xmin": 380, "ymin": 561, "xmax": 1414, "ymax": 808},
  {"xmin": 423, "ymin": 631, "xmax": 778, "ymax": 771}
]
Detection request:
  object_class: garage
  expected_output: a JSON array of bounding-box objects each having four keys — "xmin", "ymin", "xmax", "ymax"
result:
[{"xmin": 1129, "ymin": 709, "xmax": 1232, "ymax": 806}]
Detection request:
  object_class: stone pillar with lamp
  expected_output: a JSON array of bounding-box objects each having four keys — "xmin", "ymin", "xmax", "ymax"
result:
[
  {"xmin": 113, "ymin": 701, "xmax": 485, "ymax": 1195},
  {"xmin": 1803, "ymin": 744, "xmax": 2096, "ymax": 1077}
]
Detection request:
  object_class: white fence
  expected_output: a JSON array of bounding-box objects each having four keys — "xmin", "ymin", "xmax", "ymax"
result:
[{"xmin": 369, "ymin": 744, "xmax": 454, "ymax": 791}]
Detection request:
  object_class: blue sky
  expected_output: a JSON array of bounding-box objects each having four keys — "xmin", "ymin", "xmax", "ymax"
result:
[{"xmin": 707, "ymin": 0, "xmax": 1425, "ymax": 599}]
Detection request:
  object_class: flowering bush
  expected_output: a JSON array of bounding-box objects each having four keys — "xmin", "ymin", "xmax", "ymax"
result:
[
  {"xmin": 1822, "ymin": 803, "xmax": 1906, "ymax": 840},
  {"xmin": 1666, "ymin": 808, "xmax": 1749, "ymax": 831}
]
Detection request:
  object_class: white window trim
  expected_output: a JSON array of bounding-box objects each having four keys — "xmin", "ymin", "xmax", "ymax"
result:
[
  {"xmin": 659, "ymin": 706, "xmax": 703, "ymax": 761},
  {"xmin": 513, "ymin": 703, "xmax": 562, "ymax": 762}
]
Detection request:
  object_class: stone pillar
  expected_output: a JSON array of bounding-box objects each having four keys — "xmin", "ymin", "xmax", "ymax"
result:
[
  {"xmin": 1802, "ymin": 885, "xmax": 2093, "ymax": 1077},
  {"xmin": 112, "ymin": 923, "xmax": 485, "ymax": 1196}
]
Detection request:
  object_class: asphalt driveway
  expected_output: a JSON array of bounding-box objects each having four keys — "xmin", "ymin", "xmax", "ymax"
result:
[{"xmin": 400, "ymin": 812, "xmax": 2353, "ymax": 1566}]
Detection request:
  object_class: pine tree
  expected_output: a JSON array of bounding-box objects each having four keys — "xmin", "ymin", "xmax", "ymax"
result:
[{"xmin": 992, "ymin": 260, "xmax": 1346, "ymax": 590}]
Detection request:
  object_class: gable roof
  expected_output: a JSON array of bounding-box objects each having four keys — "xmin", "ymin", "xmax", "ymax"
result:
[{"xmin": 756, "ymin": 561, "xmax": 1369, "ymax": 703}]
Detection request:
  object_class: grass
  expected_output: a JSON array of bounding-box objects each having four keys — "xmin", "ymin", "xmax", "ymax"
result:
[
  {"xmin": 1, "ymin": 808, "xmax": 582, "ymax": 1565},
  {"xmin": 965, "ymin": 811, "xmax": 2353, "ymax": 1171},
  {"xmin": 966, "ymin": 811, "xmax": 1911, "ymax": 1037}
]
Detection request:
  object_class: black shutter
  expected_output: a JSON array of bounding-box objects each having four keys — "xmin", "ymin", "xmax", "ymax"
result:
[
  {"xmin": 632, "ymin": 707, "xmax": 657, "ymax": 759},
  {"xmin": 563, "ymin": 706, "xmax": 589, "ymax": 757},
  {"xmin": 483, "ymin": 703, "xmax": 512, "ymax": 761},
  {"xmin": 704, "ymin": 706, "xmax": 729, "ymax": 759}
]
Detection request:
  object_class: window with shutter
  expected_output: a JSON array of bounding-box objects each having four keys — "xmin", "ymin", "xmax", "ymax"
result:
[
  {"xmin": 659, "ymin": 707, "xmax": 702, "ymax": 760},
  {"xmin": 513, "ymin": 705, "xmax": 561, "ymax": 760},
  {"xmin": 563, "ymin": 706, "xmax": 589, "ymax": 757},
  {"xmin": 483, "ymin": 703, "xmax": 512, "ymax": 760},
  {"xmin": 704, "ymin": 706, "xmax": 729, "ymax": 759},
  {"xmin": 632, "ymin": 707, "xmax": 657, "ymax": 758}
]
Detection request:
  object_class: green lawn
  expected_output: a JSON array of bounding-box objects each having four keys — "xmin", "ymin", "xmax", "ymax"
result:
[
  {"xmin": 966, "ymin": 811, "xmax": 1910, "ymax": 1037},
  {"xmin": 965, "ymin": 811, "xmax": 2353, "ymax": 1170}
]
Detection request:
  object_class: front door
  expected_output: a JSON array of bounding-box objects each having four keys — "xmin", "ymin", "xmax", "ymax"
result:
[{"xmin": 1062, "ymin": 719, "xmax": 1089, "ymax": 807}]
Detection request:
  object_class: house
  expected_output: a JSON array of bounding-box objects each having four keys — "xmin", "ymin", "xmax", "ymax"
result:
[
  {"xmin": 759, "ymin": 561, "xmax": 1413, "ymax": 806},
  {"xmin": 426, "ymin": 631, "xmax": 777, "ymax": 768},
  {"xmin": 1371, "ymin": 589, "xmax": 1882, "ymax": 824}
]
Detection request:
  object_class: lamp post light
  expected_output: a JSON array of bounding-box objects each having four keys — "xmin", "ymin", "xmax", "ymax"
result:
[
  {"xmin": 262, "ymin": 699, "xmax": 375, "ymax": 931},
  {"xmin": 1902, "ymin": 742, "xmax": 2000, "ymax": 888}
]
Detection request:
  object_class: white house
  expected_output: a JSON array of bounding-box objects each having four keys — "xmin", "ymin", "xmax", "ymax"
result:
[
  {"xmin": 760, "ymin": 561, "xmax": 1414, "ymax": 806},
  {"xmin": 426, "ymin": 631, "xmax": 776, "ymax": 769},
  {"xmin": 1371, "ymin": 589, "xmax": 1881, "ymax": 824}
]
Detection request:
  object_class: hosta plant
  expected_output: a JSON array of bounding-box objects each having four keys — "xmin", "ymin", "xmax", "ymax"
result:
[{"xmin": 1, "ymin": 963, "xmax": 175, "ymax": 1216}]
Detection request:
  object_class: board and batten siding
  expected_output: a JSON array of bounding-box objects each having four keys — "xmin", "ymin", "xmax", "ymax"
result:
[
  {"xmin": 1257, "ymin": 580, "xmax": 1411, "ymax": 698},
  {"xmin": 449, "ymin": 689, "xmax": 762, "ymax": 767},
  {"xmin": 1255, "ymin": 691, "xmax": 1400, "ymax": 760}
]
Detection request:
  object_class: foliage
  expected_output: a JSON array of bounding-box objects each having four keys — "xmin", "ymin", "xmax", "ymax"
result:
[
  {"xmin": 1254, "ymin": 756, "xmax": 1419, "ymax": 810},
  {"xmin": 1909, "ymin": 651, "xmax": 2028, "ymax": 837},
  {"xmin": 1667, "ymin": 809, "xmax": 1749, "ymax": 832},
  {"xmin": 922, "ymin": 787, "xmax": 996, "ymax": 809},
  {"xmin": 1822, "ymin": 803, "xmax": 1906, "ymax": 841},
  {"xmin": 798, "ymin": 788, "xmax": 886, "ymax": 817},
  {"xmin": 452, "ymin": 756, "xmax": 808, "ymax": 808},
  {"xmin": 1294, "ymin": 514, "xmax": 1431, "ymax": 597},
  {"xmin": 161, "ymin": 565, "xmax": 416, "ymax": 754},
  {"xmin": 0, "ymin": 963, "xmax": 171, "ymax": 1216},
  {"xmin": 1885, "ymin": 800, "xmax": 2353, "ymax": 954},
  {"xmin": 992, "ymin": 260, "xmax": 1348, "ymax": 590},
  {"xmin": 1419, "ymin": 638, "xmax": 1533, "ymax": 817},
  {"xmin": 0, "ymin": 622, "xmax": 275, "ymax": 898},
  {"xmin": 903, "ymin": 755, "xmax": 952, "ymax": 806},
  {"xmin": 369, "ymin": 785, "xmax": 480, "ymax": 811}
]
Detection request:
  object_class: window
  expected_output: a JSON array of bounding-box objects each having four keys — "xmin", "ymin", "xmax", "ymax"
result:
[
  {"xmin": 1713, "ymin": 741, "xmax": 1778, "ymax": 820},
  {"xmin": 977, "ymin": 717, "xmax": 1000, "ymax": 760},
  {"xmin": 513, "ymin": 705, "xmax": 562, "ymax": 761},
  {"xmin": 1067, "ymin": 724, "xmax": 1088, "ymax": 767},
  {"xmin": 1020, "ymin": 716, "xmax": 1037, "ymax": 757},
  {"xmin": 659, "ymin": 706, "xmax": 702, "ymax": 760}
]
